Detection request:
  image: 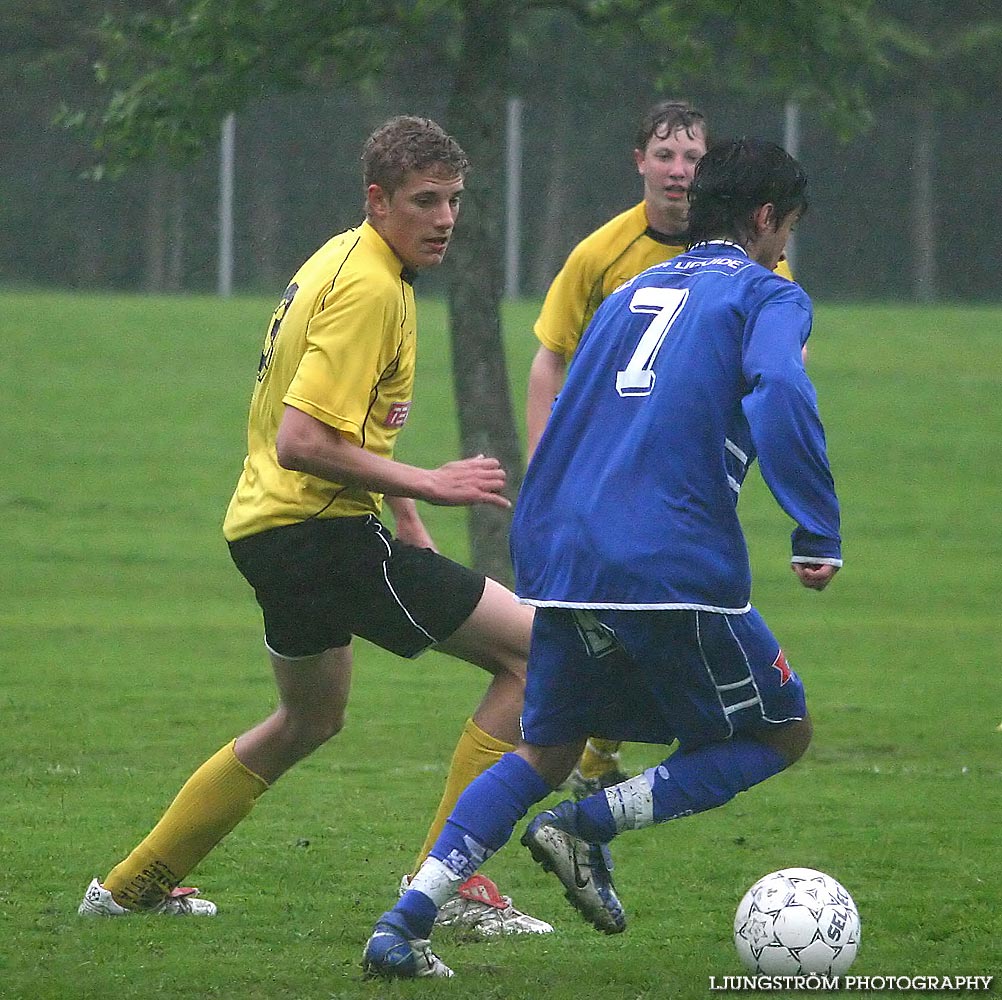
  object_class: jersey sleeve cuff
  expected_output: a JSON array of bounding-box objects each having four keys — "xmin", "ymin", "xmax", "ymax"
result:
[
  {"xmin": 790, "ymin": 526, "xmax": 841, "ymax": 565},
  {"xmin": 282, "ymin": 395, "xmax": 363, "ymax": 444}
]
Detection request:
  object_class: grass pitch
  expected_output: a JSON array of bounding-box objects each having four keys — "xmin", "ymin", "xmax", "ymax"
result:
[{"xmin": 2, "ymin": 291, "xmax": 1000, "ymax": 999}]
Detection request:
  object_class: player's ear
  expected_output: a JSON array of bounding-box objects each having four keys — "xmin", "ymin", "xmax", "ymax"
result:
[
  {"xmin": 366, "ymin": 183, "xmax": 390, "ymax": 219},
  {"xmin": 633, "ymin": 147, "xmax": 646, "ymax": 174},
  {"xmin": 752, "ymin": 202, "xmax": 776, "ymax": 234}
]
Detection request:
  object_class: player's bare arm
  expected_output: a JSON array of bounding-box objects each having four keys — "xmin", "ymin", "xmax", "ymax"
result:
[
  {"xmin": 526, "ymin": 344, "xmax": 567, "ymax": 458},
  {"xmin": 384, "ymin": 495, "xmax": 438, "ymax": 550},
  {"xmin": 276, "ymin": 404, "xmax": 511, "ymax": 509}
]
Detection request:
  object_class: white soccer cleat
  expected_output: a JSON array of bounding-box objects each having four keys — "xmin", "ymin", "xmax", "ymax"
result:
[
  {"xmin": 437, "ymin": 873, "xmax": 554, "ymax": 936},
  {"xmin": 78, "ymin": 878, "xmax": 218, "ymax": 917},
  {"xmin": 399, "ymin": 872, "xmax": 553, "ymax": 938}
]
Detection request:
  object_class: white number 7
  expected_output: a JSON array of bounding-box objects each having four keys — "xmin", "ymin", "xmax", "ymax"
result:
[{"xmin": 615, "ymin": 286, "xmax": 689, "ymax": 397}]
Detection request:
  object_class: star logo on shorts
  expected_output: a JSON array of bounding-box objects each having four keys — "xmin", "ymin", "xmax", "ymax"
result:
[{"xmin": 772, "ymin": 649, "xmax": 792, "ymax": 686}]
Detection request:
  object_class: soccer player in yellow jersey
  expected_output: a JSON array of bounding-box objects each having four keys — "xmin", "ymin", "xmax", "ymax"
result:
[
  {"xmin": 78, "ymin": 116, "xmax": 551, "ymax": 937},
  {"xmin": 527, "ymin": 101, "xmax": 793, "ymax": 795},
  {"xmin": 526, "ymin": 101, "xmax": 709, "ymax": 454}
]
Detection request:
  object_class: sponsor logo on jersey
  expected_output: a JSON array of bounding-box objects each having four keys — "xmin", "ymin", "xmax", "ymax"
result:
[{"xmin": 384, "ymin": 401, "xmax": 412, "ymax": 428}]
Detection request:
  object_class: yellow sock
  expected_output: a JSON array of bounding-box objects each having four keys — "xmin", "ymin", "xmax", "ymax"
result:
[
  {"xmin": 410, "ymin": 717, "xmax": 514, "ymax": 874},
  {"xmin": 104, "ymin": 740, "xmax": 268, "ymax": 909},
  {"xmin": 578, "ymin": 737, "xmax": 623, "ymax": 781}
]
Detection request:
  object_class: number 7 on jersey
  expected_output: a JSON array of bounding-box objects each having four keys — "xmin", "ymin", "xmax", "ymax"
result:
[{"xmin": 616, "ymin": 286, "xmax": 689, "ymax": 397}]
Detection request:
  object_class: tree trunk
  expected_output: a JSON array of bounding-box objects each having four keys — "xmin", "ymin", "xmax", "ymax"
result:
[
  {"xmin": 532, "ymin": 29, "xmax": 574, "ymax": 294},
  {"xmin": 911, "ymin": 88, "xmax": 936, "ymax": 302},
  {"xmin": 146, "ymin": 161, "xmax": 186, "ymax": 290},
  {"xmin": 166, "ymin": 168, "xmax": 186, "ymax": 291},
  {"xmin": 445, "ymin": 1, "xmax": 523, "ymax": 585},
  {"xmin": 249, "ymin": 119, "xmax": 285, "ymax": 290},
  {"xmin": 145, "ymin": 159, "xmax": 168, "ymax": 291},
  {"xmin": 533, "ymin": 118, "xmax": 572, "ymax": 294},
  {"xmin": 74, "ymin": 203, "xmax": 105, "ymax": 288}
]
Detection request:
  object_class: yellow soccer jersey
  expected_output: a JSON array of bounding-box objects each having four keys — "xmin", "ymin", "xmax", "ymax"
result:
[
  {"xmin": 534, "ymin": 201, "xmax": 793, "ymax": 360},
  {"xmin": 223, "ymin": 221, "xmax": 417, "ymax": 541}
]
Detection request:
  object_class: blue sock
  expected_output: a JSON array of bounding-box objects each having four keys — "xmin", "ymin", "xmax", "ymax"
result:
[
  {"xmin": 432, "ymin": 752, "xmax": 551, "ymax": 869},
  {"xmin": 574, "ymin": 793, "xmax": 618, "ymax": 843},
  {"xmin": 394, "ymin": 753, "xmax": 550, "ymax": 936},
  {"xmin": 575, "ymin": 738, "xmax": 788, "ymax": 840},
  {"xmin": 391, "ymin": 889, "xmax": 439, "ymax": 939},
  {"xmin": 648, "ymin": 738, "xmax": 787, "ymax": 822}
]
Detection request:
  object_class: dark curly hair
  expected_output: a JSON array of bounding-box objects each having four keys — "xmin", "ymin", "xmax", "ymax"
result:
[{"xmin": 361, "ymin": 116, "xmax": 469, "ymax": 198}]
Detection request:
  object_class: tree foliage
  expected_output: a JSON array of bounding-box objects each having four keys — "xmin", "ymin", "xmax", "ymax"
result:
[
  {"xmin": 61, "ymin": 1, "xmax": 900, "ymax": 174},
  {"xmin": 57, "ymin": 0, "xmax": 903, "ymax": 580},
  {"xmin": 876, "ymin": 0, "xmax": 1002, "ymax": 106},
  {"xmin": 855, "ymin": 0, "xmax": 1002, "ymax": 300}
]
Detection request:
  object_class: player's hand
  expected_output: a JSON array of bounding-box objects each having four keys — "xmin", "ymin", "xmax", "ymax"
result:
[
  {"xmin": 424, "ymin": 455, "xmax": 511, "ymax": 509},
  {"xmin": 385, "ymin": 496, "xmax": 439, "ymax": 551},
  {"xmin": 792, "ymin": 562, "xmax": 839, "ymax": 591}
]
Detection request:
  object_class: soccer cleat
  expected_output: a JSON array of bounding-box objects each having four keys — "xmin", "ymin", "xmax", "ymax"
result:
[
  {"xmin": 521, "ymin": 801, "xmax": 626, "ymax": 935},
  {"xmin": 398, "ymin": 873, "xmax": 553, "ymax": 937},
  {"xmin": 77, "ymin": 878, "xmax": 218, "ymax": 917},
  {"xmin": 362, "ymin": 910, "xmax": 453, "ymax": 979},
  {"xmin": 441, "ymin": 873, "xmax": 553, "ymax": 937}
]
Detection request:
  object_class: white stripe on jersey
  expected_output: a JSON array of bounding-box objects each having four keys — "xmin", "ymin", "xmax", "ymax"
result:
[{"xmin": 724, "ymin": 438, "xmax": 749, "ymax": 464}]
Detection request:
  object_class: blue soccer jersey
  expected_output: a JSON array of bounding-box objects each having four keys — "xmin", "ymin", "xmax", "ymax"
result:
[{"xmin": 511, "ymin": 240, "xmax": 841, "ymax": 612}]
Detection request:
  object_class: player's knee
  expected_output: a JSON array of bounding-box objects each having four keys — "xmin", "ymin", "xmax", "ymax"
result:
[
  {"xmin": 754, "ymin": 715, "xmax": 812, "ymax": 767},
  {"xmin": 467, "ymin": 643, "xmax": 527, "ymax": 683},
  {"xmin": 496, "ymin": 650, "xmax": 527, "ymax": 682},
  {"xmin": 307, "ymin": 709, "xmax": 346, "ymax": 746},
  {"xmin": 776, "ymin": 716, "xmax": 813, "ymax": 765},
  {"xmin": 282, "ymin": 707, "xmax": 346, "ymax": 755}
]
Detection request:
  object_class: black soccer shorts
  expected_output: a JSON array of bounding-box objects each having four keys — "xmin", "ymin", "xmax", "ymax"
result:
[{"xmin": 228, "ymin": 514, "xmax": 486, "ymax": 659}]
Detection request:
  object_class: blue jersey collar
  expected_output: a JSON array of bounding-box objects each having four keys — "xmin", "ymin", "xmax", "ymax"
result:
[{"xmin": 688, "ymin": 239, "xmax": 748, "ymax": 257}]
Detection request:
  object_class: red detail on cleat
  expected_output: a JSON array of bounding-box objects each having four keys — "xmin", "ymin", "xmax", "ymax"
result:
[
  {"xmin": 168, "ymin": 886, "xmax": 200, "ymax": 899},
  {"xmin": 456, "ymin": 874, "xmax": 508, "ymax": 910}
]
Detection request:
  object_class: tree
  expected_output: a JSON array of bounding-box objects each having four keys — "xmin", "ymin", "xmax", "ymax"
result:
[
  {"xmin": 875, "ymin": 2, "xmax": 1002, "ymax": 302},
  {"xmin": 1, "ymin": 1, "xmax": 195, "ymax": 290},
  {"xmin": 64, "ymin": 0, "xmax": 898, "ymax": 582}
]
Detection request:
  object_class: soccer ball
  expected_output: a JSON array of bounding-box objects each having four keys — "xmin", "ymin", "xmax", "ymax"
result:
[{"xmin": 733, "ymin": 867, "xmax": 861, "ymax": 975}]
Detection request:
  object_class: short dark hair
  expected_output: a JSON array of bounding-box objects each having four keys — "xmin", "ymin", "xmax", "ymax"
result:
[
  {"xmin": 361, "ymin": 116, "xmax": 469, "ymax": 197},
  {"xmin": 634, "ymin": 99, "xmax": 708, "ymax": 152},
  {"xmin": 686, "ymin": 138, "xmax": 808, "ymax": 246}
]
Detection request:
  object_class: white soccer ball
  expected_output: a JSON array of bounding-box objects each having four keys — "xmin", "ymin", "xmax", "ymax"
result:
[{"xmin": 733, "ymin": 867, "xmax": 861, "ymax": 975}]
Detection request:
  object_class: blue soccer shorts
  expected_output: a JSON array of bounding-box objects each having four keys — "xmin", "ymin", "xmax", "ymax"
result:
[{"xmin": 520, "ymin": 606, "xmax": 806, "ymax": 749}]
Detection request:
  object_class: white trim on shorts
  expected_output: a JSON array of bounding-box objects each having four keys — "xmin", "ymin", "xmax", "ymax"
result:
[
  {"xmin": 518, "ymin": 598, "xmax": 752, "ymax": 613},
  {"xmin": 264, "ymin": 637, "xmax": 340, "ymax": 661},
  {"xmin": 367, "ymin": 516, "xmax": 438, "ymax": 647}
]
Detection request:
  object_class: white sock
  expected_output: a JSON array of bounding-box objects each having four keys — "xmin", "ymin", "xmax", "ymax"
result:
[
  {"xmin": 408, "ymin": 857, "xmax": 463, "ymax": 907},
  {"xmin": 604, "ymin": 773, "xmax": 655, "ymax": 832}
]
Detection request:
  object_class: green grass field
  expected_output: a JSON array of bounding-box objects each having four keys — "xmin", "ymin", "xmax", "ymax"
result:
[{"xmin": 2, "ymin": 291, "xmax": 1001, "ymax": 999}]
